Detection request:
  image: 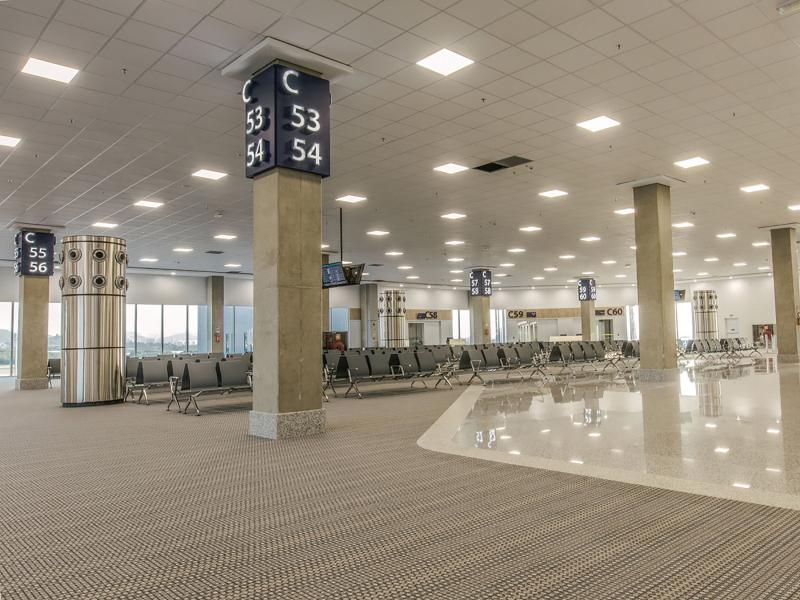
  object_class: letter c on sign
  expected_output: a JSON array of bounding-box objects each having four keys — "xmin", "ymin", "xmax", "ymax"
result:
[
  {"xmin": 24, "ymin": 232, "xmax": 35, "ymax": 243},
  {"xmin": 241, "ymin": 79, "xmax": 253, "ymax": 103},
  {"xmin": 282, "ymin": 69, "xmax": 299, "ymax": 94}
]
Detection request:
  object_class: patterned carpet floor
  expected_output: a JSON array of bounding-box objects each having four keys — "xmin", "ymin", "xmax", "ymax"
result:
[{"xmin": 2, "ymin": 381, "xmax": 800, "ymax": 599}]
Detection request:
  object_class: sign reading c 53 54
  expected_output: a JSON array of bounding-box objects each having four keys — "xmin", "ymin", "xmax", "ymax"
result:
[{"xmin": 242, "ymin": 64, "xmax": 330, "ymax": 179}]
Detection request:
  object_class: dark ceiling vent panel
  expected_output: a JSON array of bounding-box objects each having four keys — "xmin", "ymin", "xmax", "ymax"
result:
[
  {"xmin": 473, "ymin": 155, "xmax": 532, "ymax": 173},
  {"xmin": 205, "ymin": 250, "xmax": 224, "ymax": 254}
]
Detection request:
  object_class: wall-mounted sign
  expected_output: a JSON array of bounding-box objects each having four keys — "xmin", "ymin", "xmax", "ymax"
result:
[
  {"xmin": 595, "ymin": 307, "xmax": 624, "ymax": 317},
  {"xmin": 507, "ymin": 310, "xmax": 537, "ymax": 319},
  {"xmin": 578, "ymin": 278, "xmax": 597, "ymax": 301},
  {"xmin": 14, "ymin": 230, "xmax": 55, "ymax": 277},
  {"xmin": 415, "ymin": 311, "xmax": 439, "ymax": 320},
  {"xmin": 243, "ymin": 64, "xmax": 330, "ymax": 179},
  {"xmin": 470, "ymin": 269, "xmax": 492, "ymax": 297}
]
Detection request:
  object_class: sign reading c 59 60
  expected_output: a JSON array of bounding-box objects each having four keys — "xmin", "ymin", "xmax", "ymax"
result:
[{"xmin": 243, "ymin": 65, "xmax": 330, "ymax": 179}]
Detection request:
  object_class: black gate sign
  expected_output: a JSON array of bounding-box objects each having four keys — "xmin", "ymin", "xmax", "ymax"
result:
[
  {"xmin": 242, "ymin": 64, "xmax": 331, "ymax": 178},
  {"xmin": 470, "ymin": 269, "xmax": 492, "ymax": 296},
  {"xmin": 14, "ymin": 230, "xmax": 55, "ymax": 277},
  {"xmin": 578, "ymin": 278, "xmax": 597, "ymax": 301}
]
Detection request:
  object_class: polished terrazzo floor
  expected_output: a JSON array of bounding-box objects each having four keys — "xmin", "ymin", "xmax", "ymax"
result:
[
  {"xmin": 3, "ymin": 376, "xmax": 800, "ymax": 598},
  {"xmin": 422, "ymin": 357, "xmax": 800, "ymax": 509}
]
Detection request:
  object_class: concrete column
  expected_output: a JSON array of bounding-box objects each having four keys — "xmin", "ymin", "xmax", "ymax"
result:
[
  {"xmin": 206, "ymin": 275, "xmax": 224, "ymax": 354},
  {"xmin": 16, "ymin": 275, "xmax": 49, "ymax": 390},
  {"xmin": 249, "ymin": 168, "xmax": 324, "ymax": 439},
  {"xmin": 770, "ymin": 227, "xmax": 800, "ymax": 362},
  {"xmin": 580, "ymin": 300, "xmax": 596, "ymax": 341},
  {"xmin": 633, "ymin": 183, "xmax": 677, "ymax": 377},
  {"xmin": 469, "ymin": 295, "xmax": 491, "ymax": 344},
  {"xmin": 359, "ymin": 283, "xmax": 379, "ymax": 348},
  {"xmin": 321, "ymin": 253, "xmax": 330, "ymax": 331}
]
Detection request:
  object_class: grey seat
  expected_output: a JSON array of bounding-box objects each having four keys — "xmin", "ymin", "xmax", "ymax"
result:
[
  {"xmin": 47, "ymin": 358, "xmax": 61, "ymax": 387},
  {"xmin": 168, "ymin": 361, "xmax": 221, "ymax": 415},
  {"xmin": 126, "ymin": 359, "xmax": 170, "ymax": 404}
]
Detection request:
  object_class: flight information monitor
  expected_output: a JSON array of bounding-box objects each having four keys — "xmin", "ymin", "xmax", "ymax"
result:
[
  {"xmin": 14, "ymin": 230, "xmax": 56, "ymax": 277},
  {"xmin": 578, "ymin": 278, "xmax": 597, "ymax": 301},
  {"xmin": 322, "ymin": 262, "xmax": 348, "ymax": 288},
  {"xmin": 469, "ymin": 269, "xmax": 492, "ymax": 296}
]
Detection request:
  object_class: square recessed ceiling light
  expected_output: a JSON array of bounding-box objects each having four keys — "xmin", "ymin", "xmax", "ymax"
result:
[
  {"xmin": 134, "ymin": 200, "xmax": 163, "ymax": 208},
  {"xmin": 674, "ymin": 156, "xmax": 710, "ymax": 169},
  {"xmin": 92, "ymin": 222, "xmax": 117, "ymax": 229},
  {"xmin": 519, "ymin": 226, "xmax": 542, "ymax": 232},
  {"xmin": 716, "ymin": 232, "xmax": 736, "ymax": 238},
  {"xmin": 614, "ymin": 208, "xmax": 635, "ymax": 215},
  {"xmin": 450, "ymin": 278, "xmax": 463, "ymax": 282},
  {"xmin": 533, "ymin": 276, "xmax": 545, "ymax": 280},
  {"xmin": 22, "ymin": 57, "xmax": 79, "ymax": 83},
  {"xmin": 336, "ymin": 194, "xmax": 366, "ymax": 203},
  {"xmin": 704, "ymin": 257, "xmax": 719, "ymax": 262},
  {"xmin": 672, "ymin": 222, "xmax": 694, "ymax": 228},
  {"xmin": 441, "ymin": 212, "xmax": 466, "ymax": 219},
  {"xmin": 733, "ymin": 262, "xmax": 747, "ymax": 267},
  {"xmin": 789, "ymin": 204, "xmax": 800, "ymax": 211},
  {"xmin": 449, "ymin": 269, "xmax": 462, "ymax": 273},
  {"xmin": 173, "ymin": 247, "xmax": 193, "ymax": 253},
  {"xmin": 214, "ymin": 234, "xmax": 237, "ymax": 240},
  {"xmin": 559, "ymin": 255, "xmax": 575, "ymax": 260},
  {"xmin": 741, "ymin": 183, "xmax": 769, "ymax": 193},
  {"xmin": 406, "ymin": 275, "xmax": 419, "ymax": 280},
  {"xmin": 697, "ymin": 271, "xmax": 709, "ymax": 276},
  {"xmin": 539, "ymin": 189, "xmax": 568, "ymax": 198},
  {"xmin": 434, "ymin": 162, "xmax": 469, "ymax": 174},
  {"xmin": 192, "ymin": 169, "xmax": 227, "ymax": 180},
  {"xmin": 444, "ymin": 240, "xmax": 464, "ymax": 245},
  {"xmin": 499, "ymin": 263, "xmax": 514, "ymax": 267},
  {"xmin": 224, "ymin": 263, "xmax": 242, "ymax": 268},
  {"xmin": 321, "ymin": 244, "xmax": 330, "ymax": 249},
  {"xmin": 615, "ymin": 274, "xmax": 626, "ymax": 278},
  {"xmin": 367, "ymin": 230, "xmax": 389, "ymax": 236},
  {"xmin": 447, "ymin": 257, "xmax": 464, "ymax": 262},
  {"xmin": 602, "ymin": 260, "xmax": 616, "ymax": 265},
  {"xmin": 139, "ymin": 257, "xmax": 158, "ymax": 263},
  {"xmin": 581, "ymin": 271, "xmax": 594, "ymax": 275},
  {"xmin": 543, "ymin": 267, "xmax": 557, "ymax": 272},
  {"xmin": 398, "ymin": 265, "xmax": 413, "ymax": 270},
  {"xmin": 416, "ymin": 49, "xmax": 473, "ymax": 76},
  {"xmin": 0, "ymin": 134, "xmax": 22, "ymax": 148},
  {"xmin": 577, "ymin": 115, "xmax": 620, "ymax": 132},
  {"xmin": 758, "ymin": 266, "xmax": 771, "ymax": 271}
]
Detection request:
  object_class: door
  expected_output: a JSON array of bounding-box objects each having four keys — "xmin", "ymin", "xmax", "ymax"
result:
[
  {"xmin": 724, "ymin": 317, "xmax": 739, "ymax": 338},
  {"xmin": 597, "ymin": 319, "xmax": 613, "ymax": 342},
  {"xmin": 408, "ymin": 322, "xmax": 424, "ymax": 347},
  {"xmin": 423, "ymin": 321, "xmax": 441, "ymax": 345}
]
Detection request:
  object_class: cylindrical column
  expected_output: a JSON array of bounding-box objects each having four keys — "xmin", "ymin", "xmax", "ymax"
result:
[
  {"xmin": 692, "ymin": 290, "xmax": 718, "ymax": 340},
  {"xmin": 360, "ymin": 283, "xmax": 380, "ymax": 348},
  {"xmin": 379, "ymin": 289, "xmax": 408, "ymax": 347},
  {"xmin": 59, "ymin": 235, "xmax": 127, "ymax": 406}
]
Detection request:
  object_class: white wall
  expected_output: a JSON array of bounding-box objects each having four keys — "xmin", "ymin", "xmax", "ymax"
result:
[
  {"xmin": 127, "ymin": 274, "xmax": 207, "ymax": 305},
  {"xmin": 225, "ymin": 277, "xmax": 253, "ymax": 306}
]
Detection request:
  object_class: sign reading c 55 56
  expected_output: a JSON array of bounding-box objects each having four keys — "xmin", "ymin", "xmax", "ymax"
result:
[{"xmin": 243, "ymin": 64, "xmax": 330, "ymax": 179}]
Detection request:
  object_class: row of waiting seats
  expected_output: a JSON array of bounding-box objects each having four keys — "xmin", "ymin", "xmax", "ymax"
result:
[
  {"xmin": 681, "ymin": 338, "xmax": 760, "ymax": 362},
  {"xmin": 125, "ymin": 353, "xmax": 252, "ymax": 413}
]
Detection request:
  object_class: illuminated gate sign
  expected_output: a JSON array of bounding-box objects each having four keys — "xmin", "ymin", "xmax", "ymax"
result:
[
  {"xmin": 242, "ymin": 64, "xmax": 331, "ymax": 178},
  {"xmin": 14, "ymin": 230, "xmax": 55, "ymax": 277}
]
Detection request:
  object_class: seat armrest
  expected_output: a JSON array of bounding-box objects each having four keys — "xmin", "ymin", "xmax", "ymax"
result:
[
  {"xmin": 391, "ymin": 364, "xmax": 404, "ymax": 376},
  {"xmin": 168, "ymin": 376, "xmax": 179, "ymax": 393}
]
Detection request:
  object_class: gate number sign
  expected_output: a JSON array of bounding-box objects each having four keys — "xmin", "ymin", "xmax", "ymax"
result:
[
  {"xmin": 242, "ymin": 64, "xmax": 331, "ymax": 178},
  {"xmin": 470, "ymin": 269, "xmax": 492, "ymax": 297},
  {"xmin": 578, "ymin": 278, "xmax": 597, "ymax": 301},
  {"xmin": 14, "ymin": 230, "xmax": 55, "ymax": 277}
]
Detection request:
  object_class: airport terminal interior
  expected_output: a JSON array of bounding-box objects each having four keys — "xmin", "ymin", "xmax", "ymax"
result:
[{"xmin": 5, "ymin": 0, "xmax": 800, "ymax": 598}]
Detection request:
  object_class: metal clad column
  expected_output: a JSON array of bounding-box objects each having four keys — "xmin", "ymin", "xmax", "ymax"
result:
[
  {"xmin": 692, "ymin": 290, "xmax": 718, "ymax": 340},
  {"xmin": 379, "ymin": 289, "xmax": 408, "ymax": 347},
  {"xmin": 60, "ymin": 235, "xmax": 127, "ymax": 406}
]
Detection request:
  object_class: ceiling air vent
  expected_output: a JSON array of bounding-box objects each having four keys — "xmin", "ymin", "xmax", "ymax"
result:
[
  {"xmin": 473, "ymin": 155, "xmax": 531, "ymax": 173},
  {"xmin": 205, "ymin": 250, "xmax": 224, "ymax": 254}
]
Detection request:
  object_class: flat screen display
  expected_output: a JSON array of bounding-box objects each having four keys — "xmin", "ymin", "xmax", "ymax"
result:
[
  {"xmin": 343, "ymin": 263, "xmax": 364, "ymax": 286},
  {"xmin": 322, "ymin": 262, "xmax": 348, "ymax": 288}
]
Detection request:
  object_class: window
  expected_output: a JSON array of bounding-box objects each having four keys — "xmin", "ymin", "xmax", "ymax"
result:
[
  {"xmin": 47, "ymin": 303, "xmax": 61, "ymax": 358},
  {"xmin": 126, "ymin": 305, "xmax": 136, "ymax": 356},
  {"xmin": 189, "ymin": 305, "xmax": 207, "ymax": 353},
  {"xmin": 233, "ymin": 306, "xmax": 253, "ymax": 352},
  {"xmin": 136, "ymin": 304, "xmax": 162, "ymax": 356},
  {"xmin": 0, "ymin": 302, "xmax": 14, "ymax": 376},
  {"xmin": 490, "ymin": 309, "xmax": 506, "ymax": 343},
  {"xmin": 163, "ymin": 305, "xmax": 187, "ymax": 355},
  {"xmin": 675, "ymin": 302, "xmax": 693, "ymax": 340},
  {"xmin": 452, "ymin": 309, "xmax": 471, "ymax": 343},
  {"xmin": 223, "ymin": 305, "xmax": 234, "ymax": 354},
  {"xmin": 330, "ymin": 307, "xmax": 348, "ymax": 332}
]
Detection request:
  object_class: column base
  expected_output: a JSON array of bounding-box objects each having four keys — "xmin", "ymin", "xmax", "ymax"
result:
[
  {"xmin": 15, "ymin": 377, "xmax": 49, "ymax": 390},
  {"xmin": 638, "ymin": 368, "xmax": 680, "ymax": 382},
  {"xmin": 249, "ymin": 408, "xmax": 326, "ymax": 439}
]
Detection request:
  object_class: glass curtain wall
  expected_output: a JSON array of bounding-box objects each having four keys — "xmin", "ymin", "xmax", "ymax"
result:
[
  {"xmin": 125, "ymin": 304, "xmax": 206, "ymax": 357},
  {"xmin": 223, "ymin": 305, "xmax": 254, "ymax": 354}
]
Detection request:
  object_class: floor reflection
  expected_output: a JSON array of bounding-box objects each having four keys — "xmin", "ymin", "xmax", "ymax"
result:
[{"xmin": 453, "ymin": 357, "xmax": 800, "ymax": 503}]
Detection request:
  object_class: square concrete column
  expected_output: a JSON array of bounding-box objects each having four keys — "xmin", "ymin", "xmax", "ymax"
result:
[
  {"xmin": 206, "ymin": 275, "xmax": 224, "ymax": 354},
  {"xmin": 469, "ymin": 295, "xmax": 491, "ymax": 344},
  {"xmin": 580, "ymin": 300, "xmax": 596, "ymax": 341},
  {"xmin": 249, "ymin": 168, "xmax": 325, "ymax": 439},
  {"xmin": 633, "ymin": 183, "xmax": 677, "ymax": 377},
  {"xmin": 770, "ymin": 227, "xmax": 800, "ymax": 362},
  {"xmin": 16, "ymin": 275, "xmax": 49, "ymax": 390}
]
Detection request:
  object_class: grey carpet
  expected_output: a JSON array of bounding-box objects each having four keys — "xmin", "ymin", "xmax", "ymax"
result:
[{"xmin": 1, "ymin": 383, "xmax": 800, "ymax": 599}]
